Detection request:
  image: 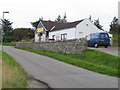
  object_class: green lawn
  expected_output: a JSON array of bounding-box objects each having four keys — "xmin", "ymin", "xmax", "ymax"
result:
[
  {"xmin": 0, "ymin": 51, "xmax": 2, "ymax": 89},
  {"xmin": 112, "ymin": 34, "xmax": 120, "ymax": 47},
  {"xmin": 3, "ymin": 43, "xmax": 16, "ymax": 46},
  {"xmin": 67, "ymin": 49, "xmax": 118, "ymax": 70},
  {"xmin": 2, "ymin": 51, "xmax": 28, "ymax": 88},
  {"xmin": 16, "ymin": 47, "xmax": 119, "ymax": 77}
]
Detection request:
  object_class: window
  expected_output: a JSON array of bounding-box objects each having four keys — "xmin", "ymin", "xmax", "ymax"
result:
[
  {"xmin": 90, "ymin": 33, "xmax": 95, "ymax": 39},
  {"xmin": 61, "ymin": 33, "xmax": 67, "ymax": 40},
  {"xmin": 100, "ymin": 34, "xmax": 109, "ymax": 39}
]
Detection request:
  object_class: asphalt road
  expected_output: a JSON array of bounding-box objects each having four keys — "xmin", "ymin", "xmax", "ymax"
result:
[
  {"xmin": 88, "ymin": 47, "xmax": 119, "ymax": 57},
  {"xmin": 3, "ymin": 46, "xmax": 118, "ymax": 88}
]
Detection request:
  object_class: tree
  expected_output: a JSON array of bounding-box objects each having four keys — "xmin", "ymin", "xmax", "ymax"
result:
[
  {"xmin": 1, "ymin": 19, "xmax": 13, "ymax": 42},
  {"xmin": 31, "ymin": 17, "xmax": 43, "ymax": 29},
  {"xmin": 3, "ymin": 31, "xmax": 13, "ymax": 42},
  {"xmin": 89, "ymin": 15, "xmax": 93, "ymax": 22},
  {"xmin": 12, "ymin": 28, "xmax": 34, "ymax": 41},
  {"xmin": 55, "ymin": 15, "xmax": 61, "ymax": 22},
  {"xmin": 1, "ymin": 19, "xmax": 13, "ymax": 32},
  {"xmin": 55, "ymin": 13, "xmax": 67, "ymax": 23},
  {"xmin": 94, "ymin": 18, "xmax": 103, "ymax": 30},
  {"xmin": 109, "ymin": 17, "xmax": 119, "ymax": 34},
  {"xmin": 62, "ymin": 13, "xmax": 67, "ymax": 23}
]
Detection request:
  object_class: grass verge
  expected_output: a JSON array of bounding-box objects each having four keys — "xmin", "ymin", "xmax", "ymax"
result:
[
  {"xmin": 0, "ymin": 51, "xmax": 2, "ymax": 89},
  {"xmin": 3, "ymin": 43, "xmax": 16, "ymax": 46},
  {"xmin": 2, "ymin": 51, "xmax": 28, "ymax": 88},
  {"xmin": 16, "ymin": 47, "xmax": 119, "ymax": 77},
  {"xmin": 112, "ymin": 34, "xmax": 120, "ymax": 47}
]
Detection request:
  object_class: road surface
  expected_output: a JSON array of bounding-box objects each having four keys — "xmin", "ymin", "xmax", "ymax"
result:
[
  {"xmin": 88, "ymin": 47, "xmax": 119, "ymax": 57},
  {"xmin": 3, "ymin": 46, "xmax": 118, "ymax": 88}
]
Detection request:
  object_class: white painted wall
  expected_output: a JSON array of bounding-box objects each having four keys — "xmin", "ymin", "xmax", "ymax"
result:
[
  {"xmin": 35, "ymin": 32, "xmax": 46, "ymax": 42},
  {"xmin": 49, "ymin": 27, "xmax": 76, "ymax": 40},
  {"xmin": 41, "ymin": 33, "xmax": 46, "ymax": 42},
  {"xmin": 35, "ymin": 32, "xmax": 39, "ymax": 42},
  {"xmin": 76, "ymin": 18, "xmax": 103, "ymax": 38}
]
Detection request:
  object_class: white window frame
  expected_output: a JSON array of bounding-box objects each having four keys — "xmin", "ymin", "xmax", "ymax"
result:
[{"xmin": 61, "ymin": 33, "xmax": 67, "ymax": 40}]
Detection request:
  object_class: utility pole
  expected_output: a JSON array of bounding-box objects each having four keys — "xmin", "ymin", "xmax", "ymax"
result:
[
  {"xmin": 118, "ymin": 1, "xmax": 120, "ymax": 24},
  {"xmin": 1, "ymin": 11, "xmax": 9, "ymax": 51}
]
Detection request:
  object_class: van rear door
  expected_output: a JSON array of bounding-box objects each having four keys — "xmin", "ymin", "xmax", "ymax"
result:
[{"xmin": 99, "ymin": 33, "xmax": 110, "ymax": 45}]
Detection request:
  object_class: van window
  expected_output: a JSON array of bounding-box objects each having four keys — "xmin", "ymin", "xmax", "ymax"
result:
[
  {"xmin": 100, "ymin": 34, "xmax": 109, "ymax": 39},
  {"xmin": 95, "ymin": 33, "xmax": 99, "ymax": 38},
  {"xmin": 90, "ymin": 34, "xmax": 93, "ymax": 39},
  {"xmin": 90, "ymin": 33, "xmax": 97, "ymax": 39}
]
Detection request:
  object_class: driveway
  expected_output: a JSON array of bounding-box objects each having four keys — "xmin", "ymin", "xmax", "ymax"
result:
[
  {"xmin": 88, "ymin": 47, "xmax": 119, "ymax": 57},
  {"xmin": 3, "ymin": 46, "xmax": 118, "ymax": 88}
]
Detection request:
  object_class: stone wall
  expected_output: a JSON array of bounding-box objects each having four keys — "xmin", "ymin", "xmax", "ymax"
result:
[{"xmin": 16, "ymin": 38, "xmax": 87, "ymax": 54}]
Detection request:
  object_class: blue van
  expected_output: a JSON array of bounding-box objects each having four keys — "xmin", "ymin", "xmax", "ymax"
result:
[{"xmin": 87, "ymin": 32, "xmax": 110, "ymax": 48}]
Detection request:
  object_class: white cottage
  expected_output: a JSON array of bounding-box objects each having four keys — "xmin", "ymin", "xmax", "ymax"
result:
[{"xmin": 35, "ymin": 18, "xmax": 104, "ymax": 42}]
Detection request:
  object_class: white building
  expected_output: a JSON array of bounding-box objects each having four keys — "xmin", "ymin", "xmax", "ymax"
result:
[{"xmin": 35, "ymin": 18, "xmax": 105, "ymax": 42}]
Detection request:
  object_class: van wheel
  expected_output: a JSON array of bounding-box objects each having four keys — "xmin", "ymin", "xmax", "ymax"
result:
[
  {"xmin": 105, "ymin": 45, "xmax": 108, "ymax": 48},
  {"xmin": 95, "ymin": 43, "xmax": 98, "ymax": 48}
]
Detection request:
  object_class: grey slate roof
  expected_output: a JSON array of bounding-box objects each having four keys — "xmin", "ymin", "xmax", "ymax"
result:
[{"xmin": 40, "ymin": 19, "xmax": 84, "ymax": 31}]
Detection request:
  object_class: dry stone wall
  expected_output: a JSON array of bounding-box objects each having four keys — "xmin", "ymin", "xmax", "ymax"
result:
[{"xmin": 16, "ymin": 38, "xmax": 87, "ymax": 54}]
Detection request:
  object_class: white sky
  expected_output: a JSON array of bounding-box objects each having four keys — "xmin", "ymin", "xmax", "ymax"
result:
[{"xmin": 0, "ymin": 0, "xmax": 119, "ymax": 31}]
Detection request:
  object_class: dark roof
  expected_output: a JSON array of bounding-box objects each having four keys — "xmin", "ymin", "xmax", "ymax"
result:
[{"xmin": 40, "ymin": 20, "xmax": 83, "ymax": 31}]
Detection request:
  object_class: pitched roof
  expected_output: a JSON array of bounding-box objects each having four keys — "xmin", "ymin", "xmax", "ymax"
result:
[{"xmin": 40, "ymin": 19, "xmax": 83, "ymax": 31}]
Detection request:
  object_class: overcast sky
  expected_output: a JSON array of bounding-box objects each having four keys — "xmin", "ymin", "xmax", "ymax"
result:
[{"xmin": 0, "ymin": 0, "xmax": 119, "ymax": 31}]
